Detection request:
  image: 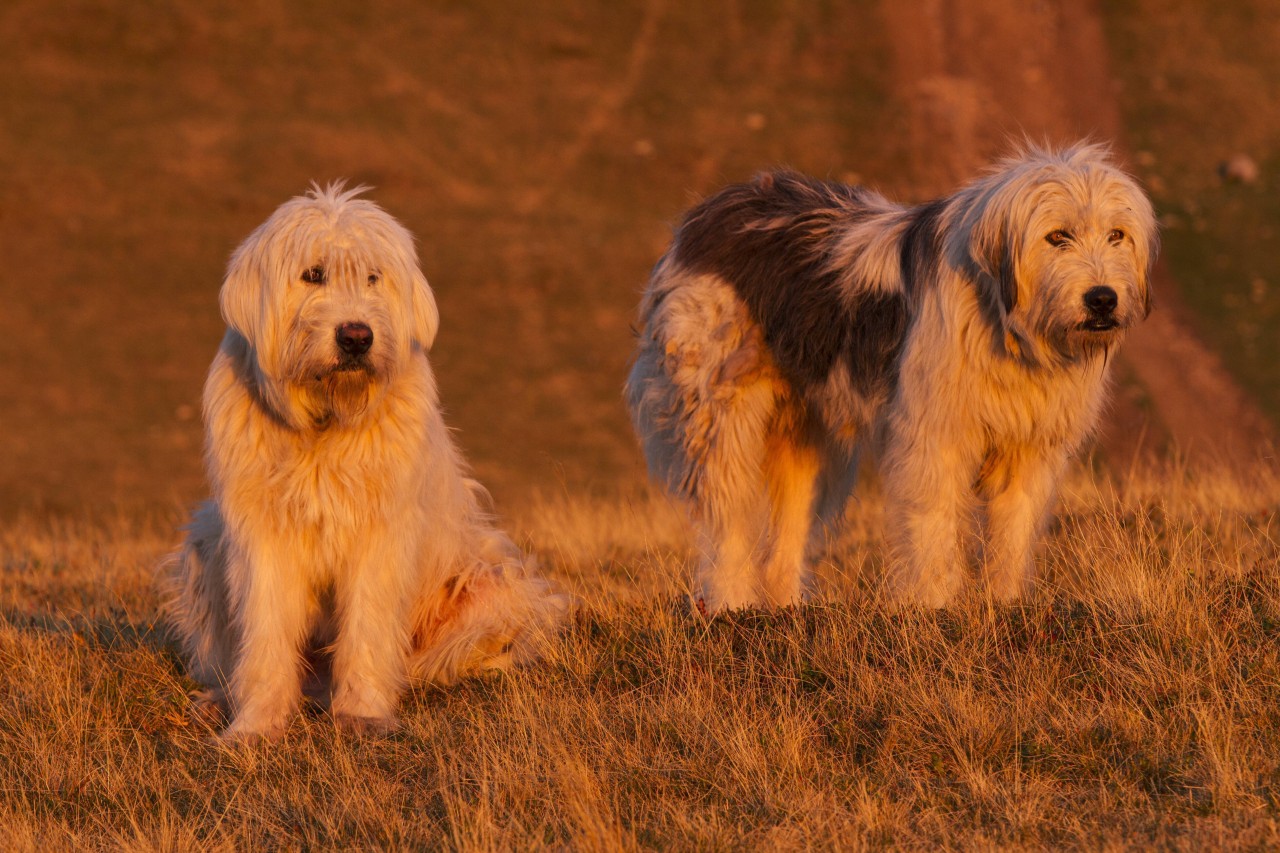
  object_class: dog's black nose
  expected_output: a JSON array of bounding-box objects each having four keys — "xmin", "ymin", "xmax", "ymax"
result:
[
  {"xmin": 336, "ymin": 322, "xmax": 374, "ymax": 356},
  {"xmin": 1083, "ymin": 286, "xmax": 1118, "ymax": 316}
]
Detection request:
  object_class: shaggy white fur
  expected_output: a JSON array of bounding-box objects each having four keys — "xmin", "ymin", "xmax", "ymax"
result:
[
  {"xmin": 161, "ymin": 184, "xmax": 565, "ymax": 739},
  {"xmin": 627, "ymin": 143, "xmax": 1157, "ymax": 612}
]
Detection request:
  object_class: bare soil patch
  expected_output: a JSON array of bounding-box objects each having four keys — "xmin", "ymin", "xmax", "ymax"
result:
[{"xmin": 0, "ymin": 0, "xmax": 1272, "ymax": 519}]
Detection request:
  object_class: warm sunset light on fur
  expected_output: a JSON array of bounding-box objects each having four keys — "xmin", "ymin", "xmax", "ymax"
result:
[
  {"xmin": 4, "ymin": 1, "xmax": 1278, "ymax": 847},
  {"xmin": 628, "ymin": 144, "xmax": 1157, "ymax": 613},
  {"xmin": 160, "ymin": 186, "xmax": 565, "ymax": 740}
]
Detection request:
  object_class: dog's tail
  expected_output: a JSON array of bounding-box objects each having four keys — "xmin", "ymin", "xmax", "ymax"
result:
[
  {"xmin": 406, "ymin": 489, "xmax": 568, "ymax": 686},
  {"xmin": 155, "ymin": 501, "xmax": 236, "ymax": 694}
]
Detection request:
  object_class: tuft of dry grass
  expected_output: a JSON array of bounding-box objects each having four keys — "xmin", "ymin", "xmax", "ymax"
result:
[{"xmin": 2, "ymin": 463, "xmax": 1279, "ymax": 849}]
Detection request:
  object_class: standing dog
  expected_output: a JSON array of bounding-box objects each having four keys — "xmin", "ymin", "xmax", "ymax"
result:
[
  {"xmin": 626, "ymin": 143, "xmax": 1156, "ymax": 611},
  {"xmin": 162, "ymin": 184, "xmax": 565, "ymax": 739}
]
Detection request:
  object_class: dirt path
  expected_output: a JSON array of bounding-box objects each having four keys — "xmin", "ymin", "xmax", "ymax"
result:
[{"xmin": 879, "ymin": 0, "xmax": 1274, "ymax": 468}]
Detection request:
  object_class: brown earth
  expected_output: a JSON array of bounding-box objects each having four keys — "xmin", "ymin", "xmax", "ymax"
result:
[{"xmin": 0, "ymin": 1, "xmax": 1272, "ymax": 520}]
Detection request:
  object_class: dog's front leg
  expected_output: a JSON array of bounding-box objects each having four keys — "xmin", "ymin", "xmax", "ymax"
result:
[
  {"xmin": 882, "ymin": 434, "xmax": 975, "ymax": 608},
  {"xmin": 329, "ymin": 532, "xmax": 414, "ymax": 732},
  {"xmin": 980, "ymin": 448, "xmax": 1066, "ymax": 601},
  {"xmin": 222, "ymin": 534, "xmax": 313, "ymax": 740}
]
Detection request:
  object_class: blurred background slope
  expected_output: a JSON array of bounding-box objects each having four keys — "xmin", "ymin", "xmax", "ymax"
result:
[{"xmin": 1, "ymin": 0, "xmax": 1275, "ymax": 518}]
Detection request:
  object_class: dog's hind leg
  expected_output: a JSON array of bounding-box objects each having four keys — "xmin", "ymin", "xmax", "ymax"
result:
[
  {"xmin": 687, "ymin": 376, "xmax": 779, "ymax": 614},
  {"xmin": 159, "ymin": 502, "xmax": 237, "ymax": 723},
  {"xmin": 408, "ymin": 537, "xmax": 567, "ymax": 686},
  {"xmin": 760, "ymin": 416, "xmax": 821, "ymax": 608},
  {"xmin": 691, "ymin": 506, "xmax": 767, "ymax": 614},
  {"xmin": 627, "ymin": 273, "xmax": 790, "ymax": 614}
]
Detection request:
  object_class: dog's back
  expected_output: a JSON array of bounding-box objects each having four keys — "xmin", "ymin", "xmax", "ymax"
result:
[
  {"xmin": 627, "ymin": 171, "xmax": 919, "ymax": 489},
  {"xmin": 666, "ymin": 172, "xmax": 908, "ymax": 396}
]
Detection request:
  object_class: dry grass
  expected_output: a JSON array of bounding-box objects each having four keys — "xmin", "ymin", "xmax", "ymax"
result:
[
  {"xmin": 2, "ymin": 463, "xmax": 1278, "ymax": 849},
  {"xmin": 5, "ymin": 4, "xmax": 1277, "ymax": 846}
]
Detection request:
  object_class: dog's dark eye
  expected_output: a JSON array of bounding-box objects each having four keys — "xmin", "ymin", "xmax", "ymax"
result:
[
  {"xmin": 1045, "ymin": 230, "xmax": 1071, "ymax": 248},
  {"xmin": 367, "ymin": 272, "xmax": 380, "ymax": 286},
  {"xmin": 1108, "ymin": 229, "xmax": 1126, "ymax": 244},
  {"xmin": 301, "ymin": 265, "xmax": 327, "ymax": 285}
]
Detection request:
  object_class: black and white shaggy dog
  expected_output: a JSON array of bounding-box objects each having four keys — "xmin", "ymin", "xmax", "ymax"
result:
[{"xmin": 626, "ymin": 143, "xmax": 1157, "ymax": 611}]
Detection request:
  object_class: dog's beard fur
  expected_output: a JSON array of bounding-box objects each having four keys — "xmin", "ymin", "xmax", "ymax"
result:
[
  {"xmin": 299, "ymin": 365, "xmax": 380, "ymax": 429},
  {"xmin": 1028, "ymin": 268, "xmax": 1135, "ymax": 362},
  {"xmin": 289, "ymin": 339, "xmax": 392, "ymax": 429},
  {"xmin": 1025, "ymin": 268, "xmax": 1141, "ymax": 363},
  {"xmin": 262, "ymin": 288, "xmax": 406, "ymax": 430}
]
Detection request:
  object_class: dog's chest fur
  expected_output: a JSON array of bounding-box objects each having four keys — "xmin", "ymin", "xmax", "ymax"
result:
[
  {"xmin": 207, "ymin": 346, "xmax": 434, "ymax": 557},
  {"xmin": 894, "ymin": 285, "xmax": 1110, "ymax": 451},
  {"xmin": 272, "ymin": 422, "xmax": 421, "ymax": 529}
]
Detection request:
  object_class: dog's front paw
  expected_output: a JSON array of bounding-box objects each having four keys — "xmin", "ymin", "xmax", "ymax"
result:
[
  {"xmin": 333, "ymin": 712, "xmax": 401, "ymax": 736},
  {"xmin": 217, "ymin": 714, "xmax": 290, "ymax": 744},
  {"xmin": 188, "ymin": 688, "xmax": 230, "ymax": 730},
  {"xmin": 331, "ymin": 679, "xmax": 399, "ymax": 724}
]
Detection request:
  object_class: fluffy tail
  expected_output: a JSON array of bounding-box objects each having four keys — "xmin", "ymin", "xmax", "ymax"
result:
[
  {"xmin": 155, "ymin": 501, "xmax": 236, "ymax": 696},
  {"xmin": 407, "ymin": 483, "xmax": 568, "ymax": 686}
]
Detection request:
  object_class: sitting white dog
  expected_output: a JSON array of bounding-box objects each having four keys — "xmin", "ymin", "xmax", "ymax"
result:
[{"xmin": 162, "ymin": 184, "xmax": 564, "ymax": 739}]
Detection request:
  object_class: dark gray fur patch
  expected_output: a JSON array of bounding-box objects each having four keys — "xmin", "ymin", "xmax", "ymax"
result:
[
  {"xmin": 898, "ymin": 198, "xmax": 946, "ymax": 295},
  {"xmin": 672, "ymin": 170, "xmax": 911, "ymax": 402}
]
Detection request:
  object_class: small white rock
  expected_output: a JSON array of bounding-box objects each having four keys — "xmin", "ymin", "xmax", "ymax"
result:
[{"xmin": 1220, "ymin": 153, "xmax": 1259, "ymax": 184}]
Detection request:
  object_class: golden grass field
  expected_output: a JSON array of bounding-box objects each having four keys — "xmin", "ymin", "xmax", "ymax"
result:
[{"xmin": 2, "ymin": 462, "xmax": 1278, "ymax": 849}]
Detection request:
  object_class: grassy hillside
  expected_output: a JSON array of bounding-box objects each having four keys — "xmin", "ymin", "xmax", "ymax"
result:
[{"xmin": 2, "ymin": 464, "xmax": 1278, "ymax": 848}]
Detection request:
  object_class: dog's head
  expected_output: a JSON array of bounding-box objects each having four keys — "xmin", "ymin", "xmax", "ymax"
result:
[
  {"xmin": 961, "ymin": 142, "xmax": 1158, "ymax": 363},
  {"xmin": 219, "ymin": 183, "xmax": 439, "ymax": 427}
]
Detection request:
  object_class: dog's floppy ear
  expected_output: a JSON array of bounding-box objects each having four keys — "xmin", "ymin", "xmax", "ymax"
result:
[
  {"xmin": 968, "ymin": 203, "xmax": 1021, "ymax": 318},
  {"xmin": 1131, "ymin": 198, "xmax": 1160, "ymax": 320},
  {"xmin": 1142, "ymin": 272, "xmax": 1154, "ymax": 318},
  {"xmin": 994, "ymin": 241, "xmax": 1019, "ymax": 315},
  {"xmin": 1137, "ymin": 252, "xmax": 1155, "ymax": 320},
  {"xmin": 383, "ymin": 215, "xmax": 439, "ymax": 351},
  {"xmin": 411, "ymin": 268, "xmax": 440, "ymax": 351},
  {"xmin": 219, "ymin": 235, "xmax": 267, "ymax": 347}
]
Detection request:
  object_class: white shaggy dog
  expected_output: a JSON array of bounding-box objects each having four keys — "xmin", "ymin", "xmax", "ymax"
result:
[
  {"xmin": 162, "ymin": 184, "xmax": 565, "ymax": 739},
  {"xmin": 626, "ymin": 143, "xmax": 1156, "ymax": 612}
]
